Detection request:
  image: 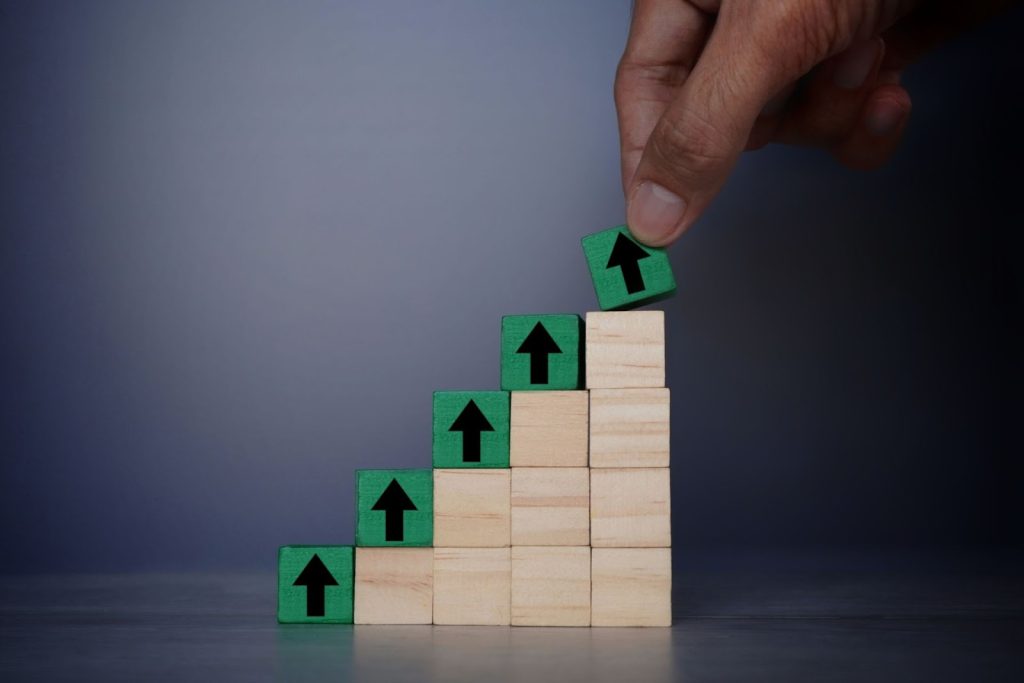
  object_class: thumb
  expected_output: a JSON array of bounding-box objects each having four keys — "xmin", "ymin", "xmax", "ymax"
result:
[{"xmin": 625, "ymin": 5, "xmax": 839, "ymax": 246}]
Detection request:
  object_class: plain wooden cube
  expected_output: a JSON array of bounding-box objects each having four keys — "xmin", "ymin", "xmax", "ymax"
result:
[
  {"xmin": 511, "ymin": 467, "xmax": 589, "ymax": 546},
  {"xmin": 592, "ymin": 548, "xmax": 671, "ymax": 627},
  {"xmin": 354, "ymin": 547, "xmax": 433, "ymax": 624},
  {"xmin": 433, "ymin": 547, "xmax": 511, "ymax": 625},
  {"xmin": 589, "ymin": 388, "xmax": 670, "ymax": 468},
  {"xmin": 434, "ymin": 469, "xmax": 511, "ymax": 547},
  {"xmin": 585, "ymin": 311, "xmax": 665, "ymax": 389},
  {"xmin": 509, "ymin": 391, "xmax": 589, "ymax": 467},
  {"xmin": 590, "ymin": 468, "xmax": 671, "ymax": 547},
  {"xmin": 511, "ymin": 546, "xmax": 591, "ymax": 626}
]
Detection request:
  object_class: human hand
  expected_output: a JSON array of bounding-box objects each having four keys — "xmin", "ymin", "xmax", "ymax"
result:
[{"xmin": 616, "ymin": 0, "xmax": 1013, "ymax": 246}]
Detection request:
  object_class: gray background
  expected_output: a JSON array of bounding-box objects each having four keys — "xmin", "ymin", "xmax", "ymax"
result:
[{"xmin": 1, "ymin": 0, "xmax": 1020, "ymax": 572}]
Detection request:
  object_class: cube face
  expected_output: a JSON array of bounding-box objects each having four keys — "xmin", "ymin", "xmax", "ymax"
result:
[
  {"xmin": 589, "ymin": 388, "xmax": 670, "ymax": 468},
  {"xmin": 585, "ymin": 312, "xmax": 665, "ymax": 389},
  {"xmin": 354, "ymin": 548, "xmax": 433, "ymax": 624},
  {"xmin": 278, "ymin": 545, "xmax": 354, "ymax": 624},
  {"xmin": 434, "ymin": 469, "xmax": 511, "ymax": 547},
  {"xmin": 501, "ymin": 315, "xmax": 583, "ymax": 391},
  {"xmin": 356, "ymin": 469, "xmax": 433, "ymax": 547},
  {"xmin": 591, "ymin": 548, "xmax": 672, "ymax": 627},
  {"xmin": 433, "ymin": 547, "xmax": 511, "ymax": 625},
  {"xmin": 582, "ymin": 226, "xmax": 677, "ymax": 311},
  {"xmin": 511, "ymin": 546, "xmax": 591, "ymax": 626},
  {"xmin": 590, "ymin": 468, "xmax": 671, "ymax": 547},
  {"xmin": 511, "ymin": 468, "xmax": 589, "ymax": 546},
  {"xmin": 509, "ymin": 391, "xmax": 589, "ymax": 467},
  {"xmin": 432, "ymin": 391, "xmax": 510, "ymax": 469}
]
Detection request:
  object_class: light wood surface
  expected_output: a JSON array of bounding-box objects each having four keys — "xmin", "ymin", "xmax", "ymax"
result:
[
  {"xmin": 511, "ymin": 467, "xmax": 590, "ymax": 546},
  {"xmin": 433, "ymin": 469, "xmax": 511, "ymax": 547},
  {"xmin": 433, "ymin": 547, "xmax": 511, "ymax": 626},
  {"xmin": 510, "ymin": 391, "xmax": 589, "ymax": 467},
  {"xmin": 591, "ymin": 547, "xmax": 672, "ymax": 627},
  {"xmin": 585, "ymin": 311, "xmax": 665, "ymax": 389},
  {"xmin": 511, "ymin": 546, "xmax": 591, "ymax": 626},
  {"xmin": 589, "ymin": 388, "xmax": 670, "ymax": 468},
  {"xmin": 354, "ymin": 547, "xmax": 433, "ymax": 624},
  {"xmin": 590, "ymin": 468, "xmax": 671, "ymax": 547}
]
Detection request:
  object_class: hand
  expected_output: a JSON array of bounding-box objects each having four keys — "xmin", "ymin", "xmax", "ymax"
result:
[{"xmin": 616, "ymin": 0, "xmax": 1013, "ymax": 246}]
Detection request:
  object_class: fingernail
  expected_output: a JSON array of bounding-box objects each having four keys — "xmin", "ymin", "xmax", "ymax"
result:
[
  {"xmin": 833, "ymin": 39, "xmax": 881, "ymax": 90},
  {"xmin": 627, "ymin": 181, "xmax": 687, "ymax": 245},
  {"xmin": 865, "ymin": 99, "xmax": 905, "ymax": 136}
]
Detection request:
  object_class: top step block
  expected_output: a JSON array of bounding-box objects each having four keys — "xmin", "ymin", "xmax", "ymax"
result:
[
  {"xmin": 501, "ymin": 314, "xmax": 583, "ymax": 391},
  {"xmin": 586, "ymin": 311, "xmax": 665, "ymax": 389},
  {"xmin": 582, "ymin": 226, "xmax": 677, "ymax": 311}
]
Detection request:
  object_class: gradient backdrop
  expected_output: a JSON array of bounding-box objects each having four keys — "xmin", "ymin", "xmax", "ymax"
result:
[{"xmin": 1, "ymin": 0, "xmax": 1021, "ymax": 572}]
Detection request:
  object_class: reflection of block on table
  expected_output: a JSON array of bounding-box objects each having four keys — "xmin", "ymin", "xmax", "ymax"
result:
[
  {"xmin": 354, "ymin": 548, "xmax": 433, "ymax": 624},
  {"xmin": 589, "ymin": 388, "xmax": 670, "ymax": 468},
  {"xmin": 509, "ymin": 391, "xmax": 589, "ymax": 467},
  {"xmin": 433, "ymin": 547, "xmax": 511, "ymax": 626},
  {"xmin": 511, "ymin": 546, "xmax": 591, "ymax": 626},
  {"xmin": 592, "ymin": 548, "xmax": 671, "ymax": 627},
  {"xmin": 511, "ymin": 467, "xmax": 589, "ymax": 546},
  {"xmin": 590, "ymin": 468, "xmax": 671, "ymax": 547},
  {"xmin": 585, "ymin": 311, "xmax": 665, "ymax": 389},
  {"xmin": 434, "ymin": 469, "xmax": 511, "ymax": 547}
]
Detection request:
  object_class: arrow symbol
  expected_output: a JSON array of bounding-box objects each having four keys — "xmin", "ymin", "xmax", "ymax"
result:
[
  {"xmin": 516, "ymin": 322, "xmax": 562, "ymax": 385},
  {"xmin": 448, "ymin": 399, "xmax": 495, "ymax": 463},
  {"xmin": 292, "ymin": 553, "xmax": 338, "ymax": 617},
  {"xmin": 607, "ymin": 232, "xmax": 651, "ymax": 294},
  {"xmin": 371, "ymin": 478, "xmax": 418, "ymax": 542}
]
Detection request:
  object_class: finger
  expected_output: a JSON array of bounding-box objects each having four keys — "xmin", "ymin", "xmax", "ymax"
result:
[
  {"xmin": 615, "ymin": 0, "xmax": 711, "ymax": 194},
  {"xmin": 831, "ymin": 85, "xmax": 912, "ymax": 169}
]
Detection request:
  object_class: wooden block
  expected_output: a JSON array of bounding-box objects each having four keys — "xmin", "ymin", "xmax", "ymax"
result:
[
  {"xmin": 585, "ymin": 311, "xmax": 666, "ymax": 389},
  {"xmin": 432, "ymin": 391, "xmax": 510, "ymax": 468},
  {"xmin": 511, "ymin": 546, "xmax": 591, "ymax": 626},
  {"xmin": 277, "ymin": 545, "xmax": 354, "ymax": 623},
  {"xmin": 590, "ymin": 468, "xmax": 671, "ymax": 547},
  {"xmin": 433, "ymin": 547, "xmax": 511, "ymax": 625},
  {"xmin": 581, "ymin": 226, "xmax": 677, "ymax": 311},
  {"xmin": 356, "ymin": 469, "xmax": 433, "ymax": 547},
  {"xmin": 509, "ymin": 391, "xmax": 588, "ymax": 467},
  {"xmin": 511, "ymin": 467, "xmax": 589, "ymax": 546},
  {"xmin": 591, "ymin": 548, "xmax": 671, "ymax": 627},
  {"xmin": 433, "ymin": 469, "xmax": 511, "ymax": 547},
  {"xmin": 589, "ymin": 388, "xmax": 670, "ymax": 468},
  {"xmin": 501, "ymin": 314, "xmax": 583, "ymax": 391},
  {"xmin": 354, "ymin": 547, "xmax": 433, "ymax": 624}
]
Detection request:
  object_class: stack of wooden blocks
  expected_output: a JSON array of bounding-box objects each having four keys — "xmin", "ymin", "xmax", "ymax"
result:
[{"xmin": 279, "ymin": 225, "xmax": 676, "ymax": 627}]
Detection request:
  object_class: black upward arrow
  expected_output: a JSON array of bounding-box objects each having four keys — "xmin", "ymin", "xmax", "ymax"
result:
[
  {"xmin": 516, "ymin": 322, "xmax": 562, "ymax": 384},
  {"xmin": 371, "ymin": 479, "xmax": 417, "ymax": 542},
  {"xmin": 607, "ymin": 232, "xmax": 651, "ymax": 294},
  {"xmin": 448, "ymin": 399, "xmax": 494, "ymax": 463},
  {"xmin": 292, "ymin": 553, "xmax": 338, "ymax": 617}
]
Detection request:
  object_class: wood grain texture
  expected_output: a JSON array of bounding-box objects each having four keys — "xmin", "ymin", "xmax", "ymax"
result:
[
  {"xmin": 585, "ymin": 311, "xmax": 665, "ymax": 389},
  {"xmin": 433, "ymin": 469, "xmax": 511, "ymax": 547},
  {"xmin": 354, "ymin": 548, "xmax": 433, "ymax": 624},
  {"xmin": 581, "ymin": 225, "xmax": 677, "ymax": 311},
  {"xmin": 591, "ymin": 548, "xmax": 672, "ymax": 627},
  {"xmin": 432, "ymin": 391, "xmax": 510, "ymax": 469},
  {"xmin": 355, "ymin": 469, "xmax": 433, "ymax": 547},
  {"xmin": 509, "ymin": 391, "xmax": 589, "ymax": 467},
  {"xmin": 277, "ymin": 545, "xmax": 354, "ymax": 624},
  {"xmin": 501, "ymin": 314, "xmax": 583, "ymax": 391},
  {"xmin": 590, "ymin": 468, "xmax": 671, "ymax": 547},
  {"xmin": 511, "ymin": 546, "xmax": 591, "ymax": 626},
  {"xmin": 433, "ymin": 547, "xmax": 511, "ymax": 626},
  {"xmin": 589, "ymin": 388, "xmax": 670, "ymax": 468},
  {"xmin": 511, "ymin": 467, "xmax": 589, "ymax": 546}
]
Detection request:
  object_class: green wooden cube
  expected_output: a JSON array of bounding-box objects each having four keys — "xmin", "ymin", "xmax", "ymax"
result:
[
  {"xmin": 501, "ymin": 314, "xmax": 583, "ymax": 391},
  {"xmin": 433, "ymin": 391, "xmax": 510, "ymax": 468},
  {"xmin": 356, "ymin": 469, "xmax": 433, "ymax": 547},
  {"xmin": 581, "ymin": 225, "xmax": 677, "ymax": 310},
  {"xmin": 277, "ymin": 545, "xmax": 354, "ymax": 624}
]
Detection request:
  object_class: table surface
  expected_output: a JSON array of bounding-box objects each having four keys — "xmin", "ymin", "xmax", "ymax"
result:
[{"xmin": 1, "ymin": 559, "xmax": 1021, "ymax": 682}]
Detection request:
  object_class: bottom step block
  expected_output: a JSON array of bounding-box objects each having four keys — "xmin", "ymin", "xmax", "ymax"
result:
[
  {"xmin": 591, "ymin": 547, "xmax": 672, "ymax": 627},
  {"xmin": 433, "ymin": 547, "xmax": 511, "ymax": 625},
  {"xmin": 511, "ymin": 546, "xmax": 590, "ymax": 626},
  {"xmin": 354, "ymin": 547, "xmax": 433, "ymax": 624},
  {"xmin": 278, "ymin": 545, "xmax": 354, "ymax": 624}
]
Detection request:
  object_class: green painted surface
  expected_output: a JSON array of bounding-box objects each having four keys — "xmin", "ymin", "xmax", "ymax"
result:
[
  {"xmin": 500, "ymin": 314, "xmax": 583, "ymax": 391},
  {"xmin": 277, "ymin": 545, "xmax": 354, "ymax": 624},
  {"xmin": 581, "ymin": 225, "xmax": 677, "ymax": 310},
  {"xmin": 355, "ymin": 469, "xmax": 433, "ymax": 547},
  {"xmin": 432, "ymin": 391, "xmax": 510, "ymax": 468}
]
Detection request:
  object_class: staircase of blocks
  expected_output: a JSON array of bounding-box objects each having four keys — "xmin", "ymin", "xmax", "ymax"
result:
[{"xmin": 278, "ymin": 225, "xmax": 677, "ymax": 627}]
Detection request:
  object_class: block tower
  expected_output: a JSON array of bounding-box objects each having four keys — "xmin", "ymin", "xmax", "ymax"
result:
[{"xmin": 278, "ymin": 225, "xmax": 676, "ymax": 627}]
